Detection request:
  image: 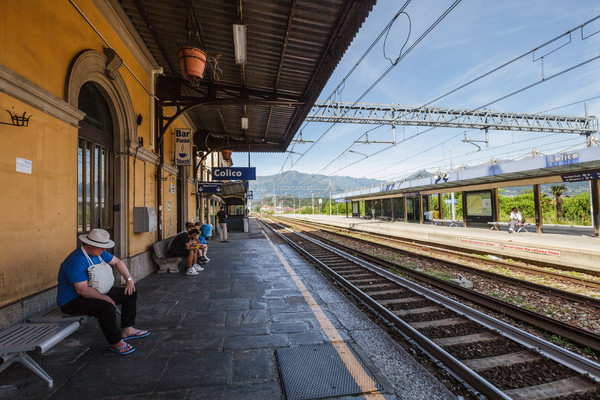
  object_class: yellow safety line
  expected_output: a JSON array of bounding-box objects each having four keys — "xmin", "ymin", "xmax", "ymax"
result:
[{"xmin": 261, "ymin": 227, "xmax": 385, "ymax": 400}]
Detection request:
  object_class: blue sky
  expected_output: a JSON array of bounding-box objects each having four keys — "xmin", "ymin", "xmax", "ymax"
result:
[{"xmin": 246, "ymin": 0, "xmax": 600, "ymax": 186}]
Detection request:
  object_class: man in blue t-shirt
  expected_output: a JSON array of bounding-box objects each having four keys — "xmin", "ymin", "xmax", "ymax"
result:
[{"xmin": 57, "ymin": 229, "xmax": 149, "ymax": 355}]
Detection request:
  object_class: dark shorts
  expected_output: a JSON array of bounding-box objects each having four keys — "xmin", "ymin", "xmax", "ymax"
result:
[{"xmin": 168, "ymin": 249, "xmax": 189, "ymax": 257}]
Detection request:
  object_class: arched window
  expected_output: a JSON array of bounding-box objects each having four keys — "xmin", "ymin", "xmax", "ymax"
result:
[{"xmin": 77, "ymin": 82, "xmax": 114, "ymax": 234}]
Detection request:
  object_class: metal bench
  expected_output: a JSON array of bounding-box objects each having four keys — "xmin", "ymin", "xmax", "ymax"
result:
[
  {"xmin": 152, "ymin": 237, "xmax": 183, "ymax": 273},
  {"xmin": 26, "ymin": 305, "xmax": 89, "ymax": 324},
  {"xmin": 0, "ymin": 321, "xmax": 80, "ymax": 387},
  {"xmin": 431, "ymin": 219, "xmax": 459, "ymax": 227},
  {"xmin": 488, "ymin": 221, "xmax": 530, "ymax": 233}
]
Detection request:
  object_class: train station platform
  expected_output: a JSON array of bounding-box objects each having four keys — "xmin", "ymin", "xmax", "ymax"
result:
[
  {"xmin": 280, "ymin": 214, "xmax": 600, "ymax": 276},
  {"xmin": 0, "ymin": 218, "xmax": 455, "ymax": 400}
]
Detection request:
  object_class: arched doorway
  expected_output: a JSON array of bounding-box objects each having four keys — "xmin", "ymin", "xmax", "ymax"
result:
[
  {"xmin": 77, "ymin": 82, "xmax": 114, "ymax": 238},
  {"xmin": 67, "ymin": 49, "xmax": 137, "ymax": 257}
]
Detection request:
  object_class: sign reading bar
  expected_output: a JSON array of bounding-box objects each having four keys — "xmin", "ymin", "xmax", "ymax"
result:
[
  {"xmin": 175, "ymin": 129, "xmax": 192, "ymax": 165},
  {"xmin": 197, "ymin": 182, "xmax": 222, "ymax": 193},
  {"xmin": 561, "ymin": 171, "xmax": 600, "ymax": 182},
  {"xmin": 211, "ymin": 167, "xmax": 256, "ymax": 180}
]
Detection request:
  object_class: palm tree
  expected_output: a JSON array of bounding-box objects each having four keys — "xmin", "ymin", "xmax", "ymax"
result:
[{"xmin": 551, "ymin": 184, "xmax": 566, "ymax": 219}]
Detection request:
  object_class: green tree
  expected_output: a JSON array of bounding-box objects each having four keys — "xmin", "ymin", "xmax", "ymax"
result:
[
  {"xmin": 551, "ymin": 184, "xmax": 566, "ymax": 219},
  {"xmin": 300, "ymin": 206, "xmax": 313, "ymax": 214},
  {"xmin": 497, "ymin": 190, "xmax": 552, "ymax": 222},
  {"xmin": 441, "ymin": 193, "xmax": 463, "ymax": 219},
  {"xmin": 562, "ymin": 193, "xmax": 590, "ymax": 224}
]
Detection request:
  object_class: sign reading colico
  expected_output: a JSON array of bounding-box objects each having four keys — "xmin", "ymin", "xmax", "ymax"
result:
[
  {"xmin": 211, "ymin": 167, "xmax": 256, "ymax": 181},
  {"xmin": 175, "ymin": 129, "xmax": 193, "ymax": 165}
]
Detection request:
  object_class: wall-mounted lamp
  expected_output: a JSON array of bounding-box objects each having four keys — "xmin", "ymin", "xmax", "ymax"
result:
[
  {"xmin": 241, "ymin": 116, "xmax": 249, "ymax": 130},
  {"xmin": 1, "ymin": 110, "xmax": 31, "ymax": 127},
  {"xmin": 136, "ymin": 114, "xmax": 143, "ymax": 125},
  {"xmin": 233, "ymin": 24, "xmax": 247, "ymax": 65}
]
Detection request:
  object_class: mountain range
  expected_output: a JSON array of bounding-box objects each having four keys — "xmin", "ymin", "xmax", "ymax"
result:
[
  {"xmin": 249, "ymin": 170, "xmax": 382, "ymax": 200},
  {"xmin": 249, "ymin": 169, "xmax": 592, "ymax": 201}
]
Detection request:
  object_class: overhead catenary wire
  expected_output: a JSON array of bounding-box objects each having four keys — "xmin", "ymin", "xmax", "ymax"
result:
[
  {"xmin": 299, "ymin": 15, "xmax": 600, "ymax": 187},
  {"xmin": 369, "ymin": 95, "xmax": 600, "ymax": 181},
  {"xmin": 296, "ymin": 0, "xmax": 462, "ymax": 188},
  {"xmin": 267, "ymin": 1, "xmax": 415, "ymax": 193}
]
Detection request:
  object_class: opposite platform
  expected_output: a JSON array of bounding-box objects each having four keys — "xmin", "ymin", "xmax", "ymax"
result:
[
  {"xmin": 0, "ymin": 218, "xmax": 455, "ymax": 400},
  {"xmin": 281, "ymin": 214, "xmax": 600, "ymax": 276}
]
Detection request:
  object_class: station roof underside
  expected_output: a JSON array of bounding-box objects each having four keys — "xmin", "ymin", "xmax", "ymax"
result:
[
  {"xmin": 117, "ymin": 0, "xmax": 376, "ymax": 153},
  {"xmin": 335, "ymin": 146, "xmax": 600, "ymax": 200}
]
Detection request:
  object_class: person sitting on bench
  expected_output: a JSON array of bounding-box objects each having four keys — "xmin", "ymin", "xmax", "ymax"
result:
[
  {"xmin": 509, "ymin": 207, "xmax": 524, "ymax": 233},
  {"xmin": 168, "ymin": 228, "xmax": 203, "ymax": 275},
  {"xmin": 57, "ymin": 229, "xmax": 149, "ymax": 355}
]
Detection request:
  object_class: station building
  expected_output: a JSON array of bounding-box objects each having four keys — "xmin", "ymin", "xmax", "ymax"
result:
[{"xmin": 0, "ymin": 0, "xmax": 376, "ymax": 326}]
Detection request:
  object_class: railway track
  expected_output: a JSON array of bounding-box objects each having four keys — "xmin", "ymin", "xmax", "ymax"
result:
[
  {"xmin": 273, "ymin": 217, "xmax": 600, "ymax": 354},
  {"xmin": 273, "ymin": 217, "xmax": 600, "ymax": 307},
  {"xmin": 259, "ymin": 218, "xmax": 600, "ymax": 400},
  {"xmin": 275, "ymin": 216, "xmax": 600, "ymax": 285}
]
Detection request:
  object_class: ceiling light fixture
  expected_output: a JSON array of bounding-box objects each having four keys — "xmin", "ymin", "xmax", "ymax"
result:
[
  {"xmin": 233, "ymin": 23, "xmax": 247, "ymax": 65},
  {"xmin": 241, "ymin": 116, "xmax": 249, "ymax": 130}
]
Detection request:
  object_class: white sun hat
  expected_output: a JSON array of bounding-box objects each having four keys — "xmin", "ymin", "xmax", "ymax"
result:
[{"xmin": 79, "ymin": 228, "xmax": 115, "ymax": 248}]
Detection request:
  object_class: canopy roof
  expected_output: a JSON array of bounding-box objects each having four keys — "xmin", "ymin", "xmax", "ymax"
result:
[{"xmin": 117, "ymin": 0, "xmax": 376, "ymax": 153}]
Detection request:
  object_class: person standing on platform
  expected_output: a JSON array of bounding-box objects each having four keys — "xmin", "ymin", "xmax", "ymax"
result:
[
  {"xmin": 509, "ymin": 207, "xmax": 523, "ymax": 233},
  {"xmin": 216, "ymin": 206, "xmax": 229, "ymax": 242}
]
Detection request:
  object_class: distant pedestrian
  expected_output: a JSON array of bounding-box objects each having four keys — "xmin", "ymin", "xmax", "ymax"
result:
[
  {"xmin": 216, "ymin": 206, "xmax": 229, "ymax": 242},
  {"xmin": 509, "ymin": 207, "xmax": 523, "ymax": 233}
]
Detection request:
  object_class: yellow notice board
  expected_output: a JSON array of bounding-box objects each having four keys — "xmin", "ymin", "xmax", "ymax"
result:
[{"xmin": 466, "ymin": 191, "xmax": 492, "ymax": 216}]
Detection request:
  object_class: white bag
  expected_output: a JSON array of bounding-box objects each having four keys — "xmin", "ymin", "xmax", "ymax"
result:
[{"xmin": 82, "ymin": 246, "xmax": 114, "ymax": 294}]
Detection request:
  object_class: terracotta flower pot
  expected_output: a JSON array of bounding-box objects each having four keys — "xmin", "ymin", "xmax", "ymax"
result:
[
  {"xmin": 221, "ymin": 149, "xmax": 232, "ymax": 161},
  {"xmin": 178, "ymin": 47, "xmax": 207, "ymax": 81}
]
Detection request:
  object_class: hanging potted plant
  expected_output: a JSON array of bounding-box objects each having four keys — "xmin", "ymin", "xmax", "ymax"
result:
[
  {"xmin": 221, "ymin": 149, "xmax": 232, "ymax": 161},
  {"xmin": 178, "ymin": 5, "xmax": 208, "ymax": 82},
  {"xmin": 178, "ymin": 47, "xmax": 207, "ymax": 81}
]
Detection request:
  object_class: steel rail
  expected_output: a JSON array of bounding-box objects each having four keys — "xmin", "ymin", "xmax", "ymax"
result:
[
  {"xmin": 297, "ymin": 227, "xmax": 600, "ymax": 353},
  {"xmin": 299, "ymin": 228, "xmax": 600, "ymax": 309},
  {"xmin": 277, "ymin": 217, "xmax": 600, "ymax": 285},
  {"xmin": 259, "ymin": 219, "xmax": 511, "ymax": 399},
  {"xmin": 260, "ymin": 219, "xmax": 600, "ymax": 386}
]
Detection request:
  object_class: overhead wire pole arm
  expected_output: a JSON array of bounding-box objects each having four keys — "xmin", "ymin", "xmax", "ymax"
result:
[{"xmin": 307, "ymin": 101, "xmax": 599, "ymax": 135}]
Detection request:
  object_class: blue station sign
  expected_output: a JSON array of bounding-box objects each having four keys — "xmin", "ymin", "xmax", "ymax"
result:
[
  {"xmin": 197, "ymin": 182, "xmax": 222, "ymax": 193},
  {"xmin": 561, "ymin": 171, "xmax": 600, "ymax": 182},
  {"xmin": 211, "ymin": 167, "xmax": 256, "ymax": 181}
]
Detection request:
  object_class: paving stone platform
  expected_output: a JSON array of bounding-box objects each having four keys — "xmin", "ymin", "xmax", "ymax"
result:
[{"xmin": 0, "ymin": 218, "xmax": 455, "ymax": 400}]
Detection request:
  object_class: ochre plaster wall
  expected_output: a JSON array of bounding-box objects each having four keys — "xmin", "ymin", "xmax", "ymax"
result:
[
  {"xmin": 0, "ymin": 94, "xmax": 77, "ymax": 305},
  {"xmin": 188, "ymin": 181, "xmax": 198, "ymax": 223},
  {"xmin": 0, "ymin": 1, "xmax": 157, "ymax": 307},
  {"xmin": 127, "ymin": 155, "xmax": 158, "ymax": 256}
]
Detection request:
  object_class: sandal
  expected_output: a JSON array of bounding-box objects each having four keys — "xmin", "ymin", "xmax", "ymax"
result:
[
  {"xmin": 122, "ymin": 330, "xmax": 150, "ymax": 341},
  {"xmin": 110, "ymin": 343, "xmax": 135, "ymax": 355}
]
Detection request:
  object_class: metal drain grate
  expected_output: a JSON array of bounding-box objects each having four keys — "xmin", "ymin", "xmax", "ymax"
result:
[{"xmin": 276, "ymin": 343, "xmax": 382, "ymax": 400}]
